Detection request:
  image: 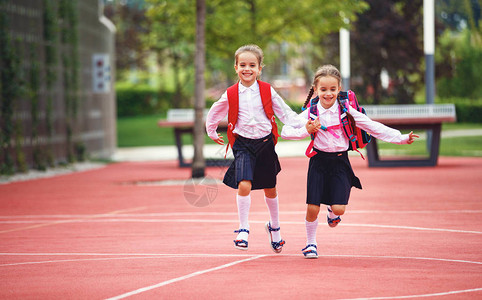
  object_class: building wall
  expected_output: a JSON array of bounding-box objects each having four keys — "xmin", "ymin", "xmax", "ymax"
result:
[{"xmin": 0, "ymin": 0, "xmax": 116, "ymax": 169}]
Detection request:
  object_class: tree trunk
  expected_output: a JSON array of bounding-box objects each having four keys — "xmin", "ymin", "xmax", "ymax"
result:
[
  {"xmin": 172, "ymin": 54, "xmax": 183, "ymax": 108},
  {"xmin": 192, "ymin": 0, "xmax": 206, "ymax": 178},
  {"xmin": 371, "ymin": 73, "xmax": 381, "ymax": 104},
  {"xmin": 248, "ymin": 0, "xmax": 257, "ymax": 38}
]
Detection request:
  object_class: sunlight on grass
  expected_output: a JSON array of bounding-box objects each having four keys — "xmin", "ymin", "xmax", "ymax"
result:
[
  {"xmin": 375, "ymin": 128, "xmax": 482, "ymax": 157},
  {"xmin": 117, "ymin": 116, "xmax": 482, "ymax": 157},
  {"xmin": 117, "ymin": 114, "xmax": 213, "ymax": 147}
]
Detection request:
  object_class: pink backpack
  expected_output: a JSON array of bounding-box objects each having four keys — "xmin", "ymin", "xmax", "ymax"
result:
[{"xmin": 304, "ymin": 90, "xmax": 371, "ymax": 159}]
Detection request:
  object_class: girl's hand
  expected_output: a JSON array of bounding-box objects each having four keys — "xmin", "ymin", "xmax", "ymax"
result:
[
  {"xmin": 213, "ymin": 133, "xmax": 225, "ymax": 145},
  {"xmin": 305, "ymin": 119, "xmax": 320, "ymax": 134},
  {"xmin": 407, "ymin": 131, "xmax": 420, "ymax": 144}
]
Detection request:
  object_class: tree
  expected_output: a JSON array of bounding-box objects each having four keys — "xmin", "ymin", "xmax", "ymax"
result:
[
  {"xmin": 192, "ymin": 0, "xmax": 206, "ymax": 178},
  {"xmin": 145, "ymin": 0, "xmax": 367, "ymax": 104},
  {"xmin": 349, "ymin": 0, "xmax": 424, "ymax": 104},
  {"xmin": 145, "ymin": 0, "xmax": 196, "ymax": 108},
  {"xmin": 104, "ymin": 0, "xmax": 151, "ymax": 80},
  {"xmin": 436, "ymin": 0, "xmax": 482, "ymax": 99},
  {"xmin": 436, "ymin": 0, "xmax": 481, "ymax": 31}
]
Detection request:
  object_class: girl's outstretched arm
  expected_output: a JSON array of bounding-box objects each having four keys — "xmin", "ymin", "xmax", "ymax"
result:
[
  {"xmin": 280, "ymin": 108, "xmax": 311, "ymax": 140},
  {"xmin": 271, "ymin": 88, "xmax": 308, "ymax": 128},
  {"xmin": 206, "ymin": 92, "xmax": 229, "ymax": 141},
  {"xmin": 349, "ymin": 107, "xmax": 415, "ymax": 145}
]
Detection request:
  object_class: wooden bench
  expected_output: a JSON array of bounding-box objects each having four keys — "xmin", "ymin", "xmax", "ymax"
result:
[
  {"xmin": 363, "ymin": 104, "xmax": 456, "ymax": 167},
  {"xmin": 158, "ymin": 109, "xmax": 230, "ymax": 167}
]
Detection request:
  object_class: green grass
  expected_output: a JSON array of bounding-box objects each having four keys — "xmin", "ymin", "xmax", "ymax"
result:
[
  {"xmin": 376, "ymin": 135, "xmax": 482, "ymax": 157},
  {"xmin": 117, "ymin": 114, "xmax": 170, "ymax": 147},
  {"xmin": 374, "ymin": 123, "xmax": 482, "ymax": 157},
  {"xmin": 117, "ymin": 115, "xmax": 482, "ymax": 157},
  {"xmin": 117, "ymin": 114, "xmax": 213, "ymax": 147}
]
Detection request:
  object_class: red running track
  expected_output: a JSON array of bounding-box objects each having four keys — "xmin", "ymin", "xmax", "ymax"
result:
[{"xmin": 0, "ymin": 156, "xmax": 481, "ymax": 299}]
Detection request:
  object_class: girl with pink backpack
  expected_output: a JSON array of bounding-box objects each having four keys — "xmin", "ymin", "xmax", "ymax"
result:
[{"xmin": 281, "ymin": 64, "xmax": 419, "ymax": 259}]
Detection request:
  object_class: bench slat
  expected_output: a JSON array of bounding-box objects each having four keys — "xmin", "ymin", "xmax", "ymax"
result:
[
  {"xmin": 167, "ymin": 109, "xmax": 210, "ymax": 122},
  {"xmin": 364, "ymin": 104, "xmax": 456, "ymax": 119},
  {"xmin": 363, "ymin": 104, "xmax": 456, "ymax": 125}
]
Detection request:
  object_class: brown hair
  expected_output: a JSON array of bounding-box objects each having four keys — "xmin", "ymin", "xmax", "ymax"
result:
[
  {"xmin": 302, "ymin": 64, "xmax": 356, "ymax": 133},
  {"xmin": 234, "ymin": 44, "xmax": 264, "ymax": 67}
]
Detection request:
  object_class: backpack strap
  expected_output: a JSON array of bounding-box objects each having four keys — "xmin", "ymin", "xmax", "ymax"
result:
[
  {"xmin": 226, "ymin": 83, "xmax": 239, "ymax": 157},
  {"xmin": 258, "ymin": 81, "xmax": 279, "ymax": 144},
  {"xmin": 304, "ymin": 96, "xmax": 343, "ymax": 158},
  {"xmin": 305, "ymin": 97, "xmax": 319, "ymax": 158},
  {"xmin": 338, "ymin": 92, "xmax": 365, "ymax": 160}
]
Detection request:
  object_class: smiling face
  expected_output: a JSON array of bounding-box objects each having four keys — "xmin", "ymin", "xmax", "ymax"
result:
[
  {"xmin": 235, "ymin": 51, "xmax": 262, "ymax": 87},
  {"xmin": 314, "ymin": 75, "xmax": 341, "ymax": 109}
]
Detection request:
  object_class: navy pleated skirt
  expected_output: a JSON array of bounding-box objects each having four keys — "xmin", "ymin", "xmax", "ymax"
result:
[
  {"xmin": 306, "ymin": 149, "xmax": 362, "ymax": 206},
  {"xmin": 223, "ymin": 134, "xmax": 281, "ymax": 190}
]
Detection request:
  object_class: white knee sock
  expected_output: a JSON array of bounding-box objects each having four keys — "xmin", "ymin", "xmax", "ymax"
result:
[
  {"xmin": 265, "ymin": 195, "xmax": 281, "ymax": 242},
  {"xmin": 305, "ymin": 218, "xmax": 318, "ymax": 245},
  {"xmin": 236, "ymin": 194, "xmax": 251, "ymax": 240}
]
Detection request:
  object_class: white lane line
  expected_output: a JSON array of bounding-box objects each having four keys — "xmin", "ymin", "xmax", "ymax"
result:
[
  {"xmin": 0, "ymin": 206, "xmax": 150, "ymax": 234},
  {"xmin": 0, "ymin": 252, "xmax": 253, "ymax": 258},
  {"xmin": 317, "ymin": 254, "xmax": 482, "ymax": 265},
  {"xmin": 104, "ymin": 255, "xmax": 266, "ymax": 300},
  {"xmin": 1, "ymin": 253, "xmax": 480, "ymax": 299},
  {"xmin": 340, "ymin": 223, "xmax": 482, "ymax": 235},
  {"xmin": 338, "ymin": 287, "xmax": 482, "ymax": 299},
  {"xmin": 0, "ymin": 253, "xmax": 481, "ymax": 266},
  {"xmin": 2, "ymin": 218, "xmax": 478, "ymax": 235},
  {"xmin": 1, "ymin": 210, "xmax": 481, "ymax": 219},
  {"xmin": 0, "ymin": 256, "xmax": 166, "ymax": 267}
]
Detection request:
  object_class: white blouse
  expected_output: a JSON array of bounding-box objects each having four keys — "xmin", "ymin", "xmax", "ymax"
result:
[
  {"xmin": 206, "ymin": 81, "xmax": 307, "ymax": 140},
  {"xmin": 281, "ymin": 101, "xmax": 410, "ymax": 152}
]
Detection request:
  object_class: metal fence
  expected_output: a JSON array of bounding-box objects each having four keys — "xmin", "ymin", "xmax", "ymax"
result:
[{"xmin": 0, "ymin": 0, "xmax": 116, "ymax": 170}]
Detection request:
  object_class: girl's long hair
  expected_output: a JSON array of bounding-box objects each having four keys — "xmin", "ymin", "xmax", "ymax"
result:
[{"xmin": 302, "ymin": 65, "xmax": 356, "ymax": 133}]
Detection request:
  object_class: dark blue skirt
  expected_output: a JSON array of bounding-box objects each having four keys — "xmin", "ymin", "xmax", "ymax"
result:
[
  {"xmin": 306, "ymin": 149, "xmax": 362, "ymax": 206},
  {"xmin": 223, "ymin": 134, "xmax": 281, "ymax": 190}
]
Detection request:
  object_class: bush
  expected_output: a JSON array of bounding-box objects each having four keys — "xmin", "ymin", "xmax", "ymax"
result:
[
  {"xmin": 436, "ymin": 29, "xmax": 482, "ymax": 99},
  {"xmin": 437, "ymin": 97, "xmax": 482, "ymax": 123},
  {"xmin": 116, "ymin": 83, "xmax": 174, "ymax": 117},
  {"xmin": 454, "ymin": 103, "xmax": 482, "ymax": 123}
]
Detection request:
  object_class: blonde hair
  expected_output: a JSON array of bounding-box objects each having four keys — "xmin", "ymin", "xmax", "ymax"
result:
[
  {"xmin": 303, "ymin": 64, "xmax": 356, "ymax": 132},
  {"xmin": 234, "ymin": 44, "xmax": 264, "ymax": 67}
]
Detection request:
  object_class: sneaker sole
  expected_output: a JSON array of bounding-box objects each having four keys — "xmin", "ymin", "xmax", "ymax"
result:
[{"xmin": 234, "ymin": 245, "xmax": 248, "ymax": 251}]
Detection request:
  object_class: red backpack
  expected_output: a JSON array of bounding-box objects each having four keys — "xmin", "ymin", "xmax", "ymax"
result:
[
  {"xmin": 225, "ymin": 81, "xmax": 279, "ymax": 156},
  {"xmin": 305, "ymin": 90, "xmax": 371, "ymax": 159}
]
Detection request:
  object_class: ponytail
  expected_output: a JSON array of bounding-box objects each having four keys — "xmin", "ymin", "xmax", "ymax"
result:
[
  {"xmin": 302, "ymin": 87, "xmax": 314, "ymax": 109},
  {"xmin": 337, "ymin": 97, "xmax": 357, "ymax": 133}
]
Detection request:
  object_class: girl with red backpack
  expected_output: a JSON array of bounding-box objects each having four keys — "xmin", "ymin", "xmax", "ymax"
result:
[
  {"xmin": 206, "ymin": 45, "xmax": 317, "ymax": 253},
  {"xmin": 281, "ymin": 65, "xmax": 419, "ymax": 259}
]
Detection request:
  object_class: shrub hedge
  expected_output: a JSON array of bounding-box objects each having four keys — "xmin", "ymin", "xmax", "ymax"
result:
[
  {"xmin": 116, "ymin": 84, "xmax": 174, "ymax": 117},
  {"xmin": 116, "ymin": 85, "xmax": 482, "ymax": 123},
  {"xmin": 454, "ymin": 103, "xmax": 482, "ymax": 123}
]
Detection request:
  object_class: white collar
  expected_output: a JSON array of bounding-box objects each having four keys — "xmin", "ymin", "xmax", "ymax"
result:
[
  {"xmin": 319, "ymin": 101, "xmax": 338, "ymax": 113},
  {"xmin": 238, "ymin": 81, "xmax": 259, "ymax": 93}
]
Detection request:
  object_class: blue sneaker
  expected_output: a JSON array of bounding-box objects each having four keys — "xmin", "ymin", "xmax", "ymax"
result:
[{"xmin": 302, "ymin": 244, "xmax": 318, "ymax": 259}]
